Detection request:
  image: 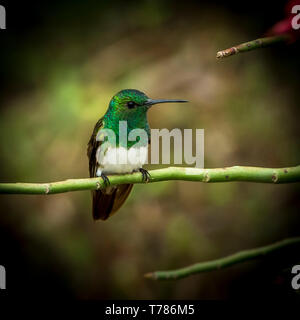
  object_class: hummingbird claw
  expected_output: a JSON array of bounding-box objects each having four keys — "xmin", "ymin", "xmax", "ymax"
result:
[
  {"xmin": 139, "ymin": 168, "xmax": 151, "ymax": 183},
  {"xmin": 101, "ymin": 173, "xmax": 110, "ymax": 188}
]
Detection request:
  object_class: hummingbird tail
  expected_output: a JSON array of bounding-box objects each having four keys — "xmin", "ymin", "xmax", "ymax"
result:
[{"xmin": 92, "ymin": 184, "xmax": 133, "ymax": 220}]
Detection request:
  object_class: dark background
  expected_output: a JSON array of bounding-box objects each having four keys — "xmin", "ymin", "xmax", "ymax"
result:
[{"xmin": 0, "ymin": 0, "xmax": 299, "ymax": 299}]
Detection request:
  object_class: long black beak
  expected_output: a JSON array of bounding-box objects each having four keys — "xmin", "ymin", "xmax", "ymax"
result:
[{"xmin": 145, "ymin": 98, "xmax": 188, "ymax": 106}]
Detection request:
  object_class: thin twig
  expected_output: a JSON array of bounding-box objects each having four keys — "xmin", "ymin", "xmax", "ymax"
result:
[
  {"xmin": 145, "ymin": 237, "xmax": 300, "ymax": 280},
  {"xmin": 0, "ymin": 165, "xmax": 299, "ymax": 195},
  {"xmin": 216, "ymin": 34, "xmax": 291, "ymax": 59}
]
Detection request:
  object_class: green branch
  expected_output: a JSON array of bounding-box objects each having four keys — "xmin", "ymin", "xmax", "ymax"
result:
[
  {"xmin": 145, "ymin": 237, "xmax": 300, "ymax": 280},
  {"xmin": 0, "ymin": 165, "xmax": 300, "ymax": 195},
  {"xmin": 216, "ymin": 34, "xmax": 291, "ymax": 59}
]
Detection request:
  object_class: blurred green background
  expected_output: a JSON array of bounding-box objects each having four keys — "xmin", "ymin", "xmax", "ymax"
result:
[{"xmin": 0, "ymin": 0, "xmax": 299, "ymax": 299}]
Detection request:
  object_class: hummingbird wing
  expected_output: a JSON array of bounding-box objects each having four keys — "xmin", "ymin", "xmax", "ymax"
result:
[
  {"xmin": 87, "ymin": 118, "xmax": 133, "ymax": 220},
  {"xmin": 87, "ymin": 118, "xmax": 103, "ymax": 178}
]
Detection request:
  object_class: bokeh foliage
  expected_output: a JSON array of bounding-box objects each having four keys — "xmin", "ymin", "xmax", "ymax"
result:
[{"xmin": 0, "ymin": 0, "xmax": 299, "ymax": 298}]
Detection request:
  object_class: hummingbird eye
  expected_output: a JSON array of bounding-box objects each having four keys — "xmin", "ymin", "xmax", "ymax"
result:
[{"xmin": 127, "ymin": 101, "xmax": 136, "ymax": 109}]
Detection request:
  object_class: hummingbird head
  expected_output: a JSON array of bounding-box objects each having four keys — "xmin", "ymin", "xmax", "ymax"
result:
[
  {"xmin": 108, "ymin": 89, "xmax": 188, "ymax": 116},
  {"xmin": 109, "ymin": 89, "xmax": 149, "ymax": 113},
  {"xmin": 104, "ymin": 89, "xmax": 188, "ymax": 135}
]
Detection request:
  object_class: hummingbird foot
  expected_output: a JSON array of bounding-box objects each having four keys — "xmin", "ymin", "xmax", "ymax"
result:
[
  {"xmin": 139, "ymin": 168, "xmax": 151, "ymax": 183},
  {"xmin": 100, "ymin": 172, "xmax": 110, "ymax": 188},
  {"xmin": 96, "ymin": 168, "xmax": 110, "ymax": 187}
]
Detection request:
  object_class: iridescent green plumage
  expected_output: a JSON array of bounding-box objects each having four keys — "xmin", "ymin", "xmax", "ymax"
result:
[
  {"xmin": 87, "ymin": 89, "xmax": 187, "ymax": 220},
  {"xmin": 103, "ymin": 89, "xmax": 150, "ymax": 148}
]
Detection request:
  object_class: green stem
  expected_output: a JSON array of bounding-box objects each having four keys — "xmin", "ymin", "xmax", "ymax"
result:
[
  {"xmin": 0, "ymin": 165, "xmax": 299, "ymax": 195},
  {"xmin": 216, "ymin": 34, "xmax": 291, "ymax": 59},
  {"xmin": 145, "ymin": 237, "xmax": 300, "ymax": 280}
]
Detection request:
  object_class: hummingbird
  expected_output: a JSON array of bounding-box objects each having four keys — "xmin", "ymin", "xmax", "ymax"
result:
[{"xmin": 87, "ymin": 89, "xmax": 187, "ymax": 220}]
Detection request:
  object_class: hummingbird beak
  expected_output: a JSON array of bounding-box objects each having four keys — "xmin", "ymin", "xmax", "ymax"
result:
[{"xmin": 145, "ymin": 98, "xmax": 188, "ymax": 107}]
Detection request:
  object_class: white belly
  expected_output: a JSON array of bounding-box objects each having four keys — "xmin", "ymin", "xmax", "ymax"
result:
[{"xmin": 96, "ymin": 146, "xmax": 148, "ymax": 175}]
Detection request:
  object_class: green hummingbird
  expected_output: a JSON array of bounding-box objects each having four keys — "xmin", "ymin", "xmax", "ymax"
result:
[{"xmin": 87, "ymin": 89, "xmax": 187, "ymax": 220}]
